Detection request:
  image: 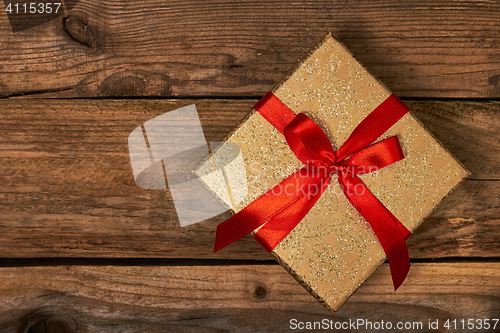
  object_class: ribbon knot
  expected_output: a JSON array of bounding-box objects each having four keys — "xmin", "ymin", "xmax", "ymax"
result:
[
  {"xmin": 214, "ymin": 92, "xmax": 413, "ymax": 290},
  {"xmin": 328, "ymin": 164, "xmax": 343, "ymax": 176}
]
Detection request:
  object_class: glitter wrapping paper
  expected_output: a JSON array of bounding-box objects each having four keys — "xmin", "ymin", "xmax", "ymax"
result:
[{"xmin": 194, "ymin": 33, "xmax": 469, "ymax": 312}]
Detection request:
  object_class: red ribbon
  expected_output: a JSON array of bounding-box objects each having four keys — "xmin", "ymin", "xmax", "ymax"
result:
[{"xmin": 214, "ymin": 92, "xmax": 412, "ymax": 290}]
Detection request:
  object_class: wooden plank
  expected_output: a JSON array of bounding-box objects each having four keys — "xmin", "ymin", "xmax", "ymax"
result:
[
  {"xmin": 0, "ymin": 99, "xmax": 498, "ymax": 259},
  {"xmin": 407, "ymin": 100, "xmax": 500, "ymax": 180},
  {"xmin": 1, "ymin": 0, "xmax": 500, "ymax": 98},
  {"xmin": 0, "ymin": 263, "xmax": 498, "ymax": 332}
]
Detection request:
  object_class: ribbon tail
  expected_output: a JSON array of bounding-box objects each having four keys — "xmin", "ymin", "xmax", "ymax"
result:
[
  {"xmin": 214, "ymin": 166, "xmax": 328, "ymax": 252},
  {"xmin": 338, "ymin": 173, "xmax": 410, "ymax": 290},
  {"xmin": 341, "ymin": 136, "xmax": 411, "ymax": 241},
  {"xmin": 253, "ymin": 174, "xmax": 330, "ymax": 251},
  {"xmin": 386, "ymin": 206, "xmax": 411, "ymax": 241}
]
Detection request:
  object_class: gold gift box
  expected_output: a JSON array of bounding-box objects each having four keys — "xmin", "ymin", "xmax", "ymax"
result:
[{"xmin": 194, "ymin": 33, "xmax": 469, "ymax": 312}]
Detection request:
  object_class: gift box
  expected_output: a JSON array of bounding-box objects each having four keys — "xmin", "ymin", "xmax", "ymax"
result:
[{"xmin": 194, "ymin": 33, "xmax": 469, "ymax": 312}]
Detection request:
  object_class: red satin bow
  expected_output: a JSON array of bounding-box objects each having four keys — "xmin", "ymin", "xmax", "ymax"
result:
[{"xmin": 214, "ymin": 92, "xmax": 411, "ymax": 290}]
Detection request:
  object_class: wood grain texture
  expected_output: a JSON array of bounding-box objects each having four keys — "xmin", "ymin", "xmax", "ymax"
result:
[
  {"xmin": 1, "ymin": 0, "xmax": 500, "ymax": 98},
  {"xmin": 0, "ymin": 263, "xmax": 498, "ymax": 333},
  {"xmin": 0, "ymin": 99, "xmax": 498, "ymax": 259}
]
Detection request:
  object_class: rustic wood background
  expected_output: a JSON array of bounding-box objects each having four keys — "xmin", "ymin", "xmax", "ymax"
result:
[{"xmin": 1, "ymin": 0, "xmax": 499, "ymax": 332}]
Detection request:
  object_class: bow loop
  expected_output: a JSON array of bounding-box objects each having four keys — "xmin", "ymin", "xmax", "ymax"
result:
[
  {"xmin": 284, "ymin": 113, "xmax": 336, "ymax": 166},
  {"xmin": 335, "ymin": 95, "xmax": 409, "ymax": 161},
  {"xmin": 341, "ymin": 136, "xmax": 405, "ymax": 175}
]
